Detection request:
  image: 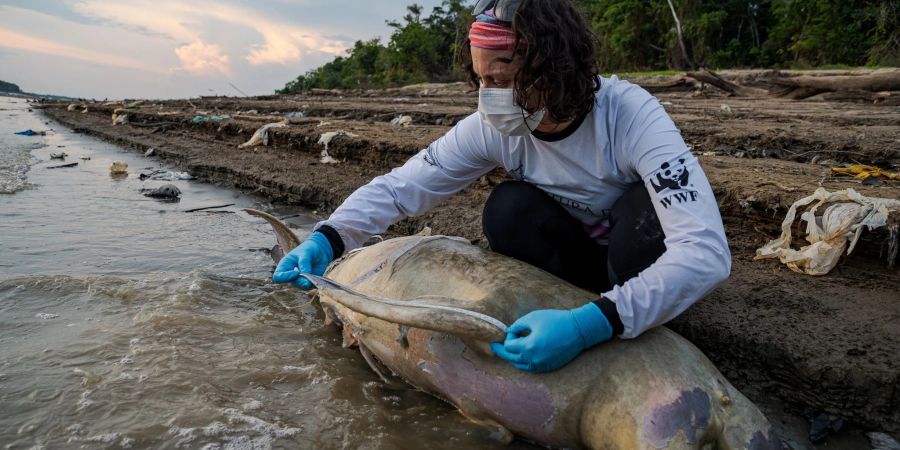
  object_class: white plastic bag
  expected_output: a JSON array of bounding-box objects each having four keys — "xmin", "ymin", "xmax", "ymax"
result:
[
  {"xmin": 755, "ymin": 188, "xmax": 900, "ymax": 275},
  {"xmin": 238, "ymin": 122, "xmax": 287, "ymax": 148}
]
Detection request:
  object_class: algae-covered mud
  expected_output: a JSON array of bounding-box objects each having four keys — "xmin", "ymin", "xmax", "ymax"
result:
[{"xmin": 0, "ymin": 98, "xmax": 530, "ymax": 449}]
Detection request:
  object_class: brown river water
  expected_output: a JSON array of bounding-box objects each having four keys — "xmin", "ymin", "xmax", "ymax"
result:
[{"xmin": 0, "ymin": 98, "xmax": 531, "ymax": 449}]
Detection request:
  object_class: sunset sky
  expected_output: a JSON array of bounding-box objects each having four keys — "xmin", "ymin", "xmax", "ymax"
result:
[{"xmin": 0, "ymin": 0, "xmax": 445, "ymax": 99}]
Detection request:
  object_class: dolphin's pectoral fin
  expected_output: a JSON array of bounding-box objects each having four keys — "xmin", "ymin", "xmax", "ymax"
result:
[
  {"xmin": 243, "ymin": 209, "xmax": 302, "ymax": 260},
  {"xmin": 359, "ymin": 342, "xmax": 407, "ymax": 390},
  {"xmin": 456, "ymin": 402, "xmax": 515, "ymax": 445}
]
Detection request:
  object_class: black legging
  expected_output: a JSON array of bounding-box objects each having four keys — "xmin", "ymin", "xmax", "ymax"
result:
[{"xmin": 482, "ymin": 180, "xmax": 666, "ymax": 295}]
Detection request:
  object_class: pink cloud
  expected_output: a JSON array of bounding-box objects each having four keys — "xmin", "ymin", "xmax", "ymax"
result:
[{"xmin": 174, "ymin": 41, "xmax": 231, "ymax": 75}]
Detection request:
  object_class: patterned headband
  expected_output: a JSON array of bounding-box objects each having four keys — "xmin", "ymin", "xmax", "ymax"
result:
[{"xmin": 468, "ymin": 20, "xmax": 516, "ymax": 50}]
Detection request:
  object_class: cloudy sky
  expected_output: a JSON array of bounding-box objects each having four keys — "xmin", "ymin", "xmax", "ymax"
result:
[{"xmin": 0, "ymin": 0, "xmax": 445, "ymax": 99}]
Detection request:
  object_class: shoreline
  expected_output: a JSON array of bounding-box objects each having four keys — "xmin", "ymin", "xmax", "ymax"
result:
[{"xmin": 36, "ymin": 80, "xmax": 900, "ymax": 440}]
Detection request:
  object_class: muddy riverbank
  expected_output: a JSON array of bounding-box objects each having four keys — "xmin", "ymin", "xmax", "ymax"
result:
[{"xmin": 36, "ymin": 74, "xmax": 900, "ymax": 442}]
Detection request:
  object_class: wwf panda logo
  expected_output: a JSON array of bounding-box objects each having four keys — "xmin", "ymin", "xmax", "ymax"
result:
[{"xmin": 651, "ymin": 159, "xmax": 690, "ymax": 193}]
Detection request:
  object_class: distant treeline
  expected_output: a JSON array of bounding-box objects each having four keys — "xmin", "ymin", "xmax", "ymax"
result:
[
  {"xmin": 0, "ymin": 80, "xmax": 23, "ymax": 94},
  {"xmin": 277, "ymin": 0, "xmax": 899, "ymax": 93}
]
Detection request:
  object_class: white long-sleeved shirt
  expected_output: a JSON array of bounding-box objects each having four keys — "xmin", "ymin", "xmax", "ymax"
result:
[{"xmin": 317, "ymin": 76, "xmax": 731, "ymax": 338}]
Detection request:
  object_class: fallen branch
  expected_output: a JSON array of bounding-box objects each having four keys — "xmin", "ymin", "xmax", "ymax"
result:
[
  {"xmin": 640, "ymin": 77, "xmax": 695, "ymax": 94},
  {"xmin": 47, "ymin": 162, "xmax": 78, "ymax": 169},
  {"xmin": 770, "ymin": 71, "xmax": 900, "ymax": 100},
  {"xmin": 685, "ymin": 70, "xmax": 767, "ymax": 97},
  {"xmin": 184, "ymin": 203, "xmax": 235, "ymax": 213}
]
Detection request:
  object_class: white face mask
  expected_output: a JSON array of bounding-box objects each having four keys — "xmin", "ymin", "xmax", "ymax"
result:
[{"xmin": 477, "ymin": 88, "xmax": 544, "ymax": 136}]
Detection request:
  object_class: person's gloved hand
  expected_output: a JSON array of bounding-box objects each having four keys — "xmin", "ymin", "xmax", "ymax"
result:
[
  {"xmin": 490, "ymin": 303, "xmax": 613, "ymax": 373},
  {"xmin": 272, "ymin": 231, "xmax": 334, "ymax": 290}
]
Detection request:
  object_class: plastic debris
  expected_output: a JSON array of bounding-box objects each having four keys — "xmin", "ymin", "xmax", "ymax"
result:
[
  {"xmin": 755, "ymin": 188, "xmax": 900, "ymax": 275},
  {"xmin": 284, "ymin": 112, "xmax": 306, "ymax": 118},
  {"xmin": 67, "ymin": 104, "xmax": 77, "ymax": 111},
  {"xmin": 123, "ymin": 101, "xmax": 143, "ymax": 109},
  {"xmin": 50, "ymin": 152, "xmax": 67, "ymax": 159},
  {"xmin": 142, "ymin": 183, "xmax": 181, "ymax": 200},
  {"xmin": 720, "ymin": 104, "xmax": 732, "ymax": 113},
  {"xmin": 238, "ymin": 122, "xmax": 287, "ymax": 148},
  {"xmin": 144, "ymin": 148, "xmax": 156, "ymax": 157},
  {"xmin": 831, "ymin": 164, "xmax": 899, "ymax": 182},
  {"xmin": 139, "ymin": 170, "xmax": 193, "ymax": 181},
  {"xmin": 109, "ymin": 161, "xmax": 128, "ymax": 175},
  {"xmin": 113, "ymin": 114, "xmax": 129, "ymax": 125},
  {"xmin": 807, "ymin": 412, "xmax": 846, "ymax": 444},
  {"xmin": 14, "ymin": 129, "xmax": 46, "ymax": 136},
  {"xmin": 390, "ymin": 115, "xmax": 413, "ymax": 127},
  {"xmin": 317, "ymin": 130, "xmax": 358, "ymax": 164},
  {"xmin": 192, "ymin": 115, "xmax": 230, "ymax": 123},
  {"xmin": 868, "ymin": 432, "xmax": 900, "ymax": 450},
  {"xmin": 81, "ymin": 106, "xmax": 89, "ymax": 113}
]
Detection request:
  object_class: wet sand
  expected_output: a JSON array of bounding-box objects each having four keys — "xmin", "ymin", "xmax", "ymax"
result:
[{"xmin": 34, "ymin": 75, "xmax": 900, "ymax": 444}]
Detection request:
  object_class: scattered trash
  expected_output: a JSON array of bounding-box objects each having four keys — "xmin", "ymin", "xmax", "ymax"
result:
[
  {"xmin": 720, "ymin": 104, "xmax": 733, "ymax": 114},
  {"xmin": 113, "ymin": 113, "xmax": 129, "ymax": 125},
  {"xmin": 47, "ymin": 162, "xmax": 78, "ymax": 169},
  {"xmin": 142, "ymin": 183, "xmax": 181, "ymax": 200},
  {"xmin": 191, "ymin": 115, "xmax": 230, "ymax": 123},
  {"xmin": 14, "ymin": 129, "xmax": 47, "ymax": 136},
  {"xmin": 390, "ymin": 115, "xmax": 413, "ymax": 127},
  {"xmin": 80, "ymin": 156, "xmax": 91, "ymax": 160},
  {"xmin": 318, "ymin": 130, "xmax": 358, "ymax": 149},
  {"xmin": 238, "ymin": 122, "xmax": 287, "ymax": 148},
  {"xmin": 244, "ymin": 109, "xmax": 259, "ymax": 115},
  {"xmin": 50, "ymin": 152, "xmax": 67, "ymax": 159},
  {"xmin": 284, "ymin": 112, "xmax": 306, "ymax": 118},
  {"xmin": 868, "ymin": 432, "xmax": 900, "ymax": 450},
  {"xmin": 81, "ymin": 106, "xmax": 89, "ymax": 114},
  {"xmin": 109, "ymin": 161, "xmax": 128, "ymax": 175},
  {"xmin": 67, "ymin": 104, "xmax": 77, "ymax": 111},
  {"xmin": 144, "ymin": 148, "xmax": 156, "ymax": 157},
  {"xmin": 123, "ymin": 101, "xmax": 143, "ymax": 109},
  {"xmin": 755, "ymin": 188, "xmax": 900, "ymax": 275},
  {"xmin": 660, "ymin": 101, "xmax": 673, "ymax": 106},
  {"xmin": 317, "ymin": 130, "xmax": 358, "ymax": 164},
  {"xmin": 139, "ymin": 170, "xmax": 193, "ymax": 181},
  {"xmin": 184, "ymin": 203, "xmax": 234, "ymax": 213},
  {"xmin": 830, "ymin": 164, "xmax": 898, "ymax": 182}
]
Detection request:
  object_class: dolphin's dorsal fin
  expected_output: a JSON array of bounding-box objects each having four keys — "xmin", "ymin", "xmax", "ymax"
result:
[{"xmin": 243, "ymin": 209, "xmax": 302, "ymax": 255}]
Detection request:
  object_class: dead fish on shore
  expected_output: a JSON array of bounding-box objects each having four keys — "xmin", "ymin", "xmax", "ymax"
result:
[
  {"xmin": 245, "ymin": 209, "xmax": 780, "ymax": 449},
  {"xmin": 141, "ymin": 183, "xmax": 181, "ymax": 200}
]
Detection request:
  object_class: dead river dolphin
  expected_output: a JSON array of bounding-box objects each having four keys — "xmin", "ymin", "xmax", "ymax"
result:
[{"xmin": 246, "ymin": 209, "xmax": 779, "ymax": 449}]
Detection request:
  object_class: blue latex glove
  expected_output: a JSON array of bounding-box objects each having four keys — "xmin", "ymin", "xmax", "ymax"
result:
[
  {"xmin": 491, "ymin": 303, "xmax": 613, "ymax": 373},
  {"xmin": 272, "ymin": 231, "xmax": 334, "ymax": 290}
]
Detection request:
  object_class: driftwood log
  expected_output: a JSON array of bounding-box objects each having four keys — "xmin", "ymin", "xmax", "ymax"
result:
[{"xmin": 682, "ymin": 69, "xmax": 900, "ymax": 101}]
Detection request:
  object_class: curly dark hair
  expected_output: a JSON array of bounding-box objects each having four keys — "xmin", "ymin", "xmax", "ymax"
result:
[{"xmin": 461, "ymin": 0, "xmax": 601, "ymax": 124}]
